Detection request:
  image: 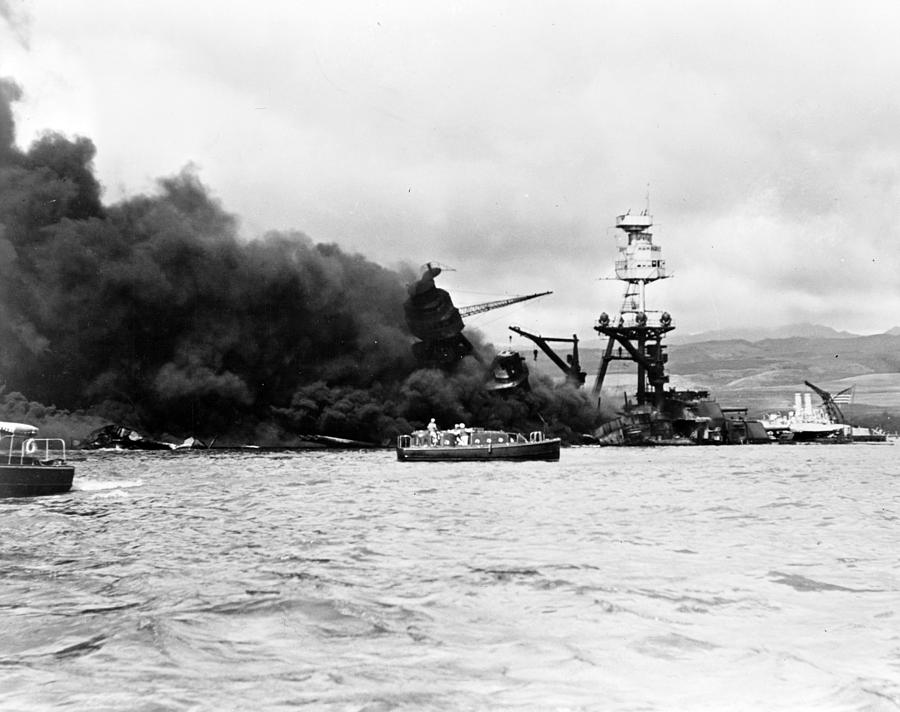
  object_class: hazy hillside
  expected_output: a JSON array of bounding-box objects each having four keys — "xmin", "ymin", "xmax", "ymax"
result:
[
  {"xmin": 666, "ymin": 334, "xmax": 900, "ymax": 419},
  {"xmin": 668, "ymin": 322, "xmax": 865, "ymax": 344},
  {"xmin": 667, "ymin": 334, "xmax": 900, "ymax": 386}
]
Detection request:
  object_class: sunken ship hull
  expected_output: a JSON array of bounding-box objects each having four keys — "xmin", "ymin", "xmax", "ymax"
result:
[{"xmin": 593, "ymin": 394, "xmax": 770, "ymax": 446}]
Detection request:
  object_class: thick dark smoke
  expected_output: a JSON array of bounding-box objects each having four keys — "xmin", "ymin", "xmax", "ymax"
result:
[{"xmin": 0, "ymin": 78, "xmax": 600, "ymax": 444}]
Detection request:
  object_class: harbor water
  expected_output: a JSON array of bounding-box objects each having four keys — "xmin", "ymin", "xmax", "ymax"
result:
[{"xmin": 1, "ymin": 444, "xmax": 898, "ymax": 711}]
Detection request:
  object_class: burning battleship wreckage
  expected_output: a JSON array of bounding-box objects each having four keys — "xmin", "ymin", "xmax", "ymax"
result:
[
  {"xmin": 0, "ymin": 77, "xmax": 768, "ymax": 447},
  {"xmin": 401, "ymin": 207, "xmax": 771, "ymax": 448},
  {"xmin": 0, "ymin": 76, "xmax": 599, "ymax": 447},
  {"xmin": 399, "ymin": 263, "xmax": 599, "ymax": 439}
]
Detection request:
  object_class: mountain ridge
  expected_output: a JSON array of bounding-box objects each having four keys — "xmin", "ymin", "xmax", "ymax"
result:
[
  {"xmin": 565, "ymin": 323, "xmax": 900, "ymax": 350},
  {"xmin": 667, "ymin": 322, "xmax": 869, "ymax": 344}
]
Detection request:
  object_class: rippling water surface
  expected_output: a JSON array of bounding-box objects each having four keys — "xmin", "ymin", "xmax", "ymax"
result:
[{"xmin": 1, "ymin": 444, "xmax": 898, "ymax": 711}]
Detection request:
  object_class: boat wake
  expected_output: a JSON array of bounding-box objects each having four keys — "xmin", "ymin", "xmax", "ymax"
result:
[{"xmin": 73, "ymin": 479, "xmax": 143, "ymax": 493}]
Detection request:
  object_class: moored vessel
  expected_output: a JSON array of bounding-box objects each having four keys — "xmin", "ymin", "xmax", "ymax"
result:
[
  {"xmin": 396, "ymin": 425, "xmax": 560, "ymax": 461},
  {"xmin": 0, "ymin": 421, "xmax": 74, "ymax": 498},
  {"xmin": 762, "ymin": 383, "xmax": 887, "ymax": 442}
]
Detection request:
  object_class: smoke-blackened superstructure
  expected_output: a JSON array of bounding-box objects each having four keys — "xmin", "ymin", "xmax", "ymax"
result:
[
  {"xmin": 403, "ymin": 262, "xmax": 553, "ymax": 377},
  {"xmin": 404, "ymin": 263, "xmax": 475, "ymax": 367}
]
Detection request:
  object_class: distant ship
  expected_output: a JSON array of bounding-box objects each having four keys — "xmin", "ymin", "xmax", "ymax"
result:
[
  {"xmin": 762, "ymin": 382, "xmax": 887, "ymax": 442},
  {"xmin": 761, "ymin": 392, "xmax": 848, "ymax": 441}
]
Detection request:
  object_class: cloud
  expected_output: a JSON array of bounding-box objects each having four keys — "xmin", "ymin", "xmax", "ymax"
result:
[{"xmin": 0, "ymin": 0, "xmax": 29, "ymax": 46}]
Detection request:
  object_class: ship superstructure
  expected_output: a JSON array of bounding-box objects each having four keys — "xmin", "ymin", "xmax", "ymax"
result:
[
  {"xmin": 496, "ymin": 203, "xmax": 767, "ymax": 444},
  {"xmin": 589, "ymin": 209, "xmax": 768, "ymax": 445},
  {"xmin": 594, "ymin": 210, "xmax": 673, "ymax": 409}
]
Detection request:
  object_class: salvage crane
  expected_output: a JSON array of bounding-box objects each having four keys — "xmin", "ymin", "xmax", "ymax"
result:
[
  {"xmin": 507, "ymin": 326, "xmax": 586, "ymax": 387},
  {"xmin": 804, "ymin": 380, "xmax": 853, "ymax": 424},
  {"xmin": 459, "ymin": 292, "xmax": 552, "ymax": 318}
]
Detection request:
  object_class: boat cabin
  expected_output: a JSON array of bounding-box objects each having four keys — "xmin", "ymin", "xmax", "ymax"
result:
[{"xmin": 399, "ymin": 427, "xmax": 548, "ymax": 449}]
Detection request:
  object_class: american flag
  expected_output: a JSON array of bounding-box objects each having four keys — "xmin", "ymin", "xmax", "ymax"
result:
[{"xmin": 832, "ymin": 387, "xmax": 854, "ymax": 404}]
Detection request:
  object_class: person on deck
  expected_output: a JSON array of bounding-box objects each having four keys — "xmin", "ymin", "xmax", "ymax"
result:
[{"xmin": 427, "ymin": 418, "xmax": 438, "ymax": 445}]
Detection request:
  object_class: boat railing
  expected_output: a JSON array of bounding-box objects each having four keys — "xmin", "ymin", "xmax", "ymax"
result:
[
  {"xmin": 17, "ymin": 438, "xmax": 67, "ymax": 464},
  {"xmin": 529, "ymin": 431, "xmax": 546, "ymax": 442},
  {"xmin": 1, "ymin": 433, "xmax": 27, "ymax": 464}
]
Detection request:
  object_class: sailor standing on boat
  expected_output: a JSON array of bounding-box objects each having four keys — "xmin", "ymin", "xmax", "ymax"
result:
[{"xmin": 427, "ymin": 418, "xmax": 438, "ymax": 445}]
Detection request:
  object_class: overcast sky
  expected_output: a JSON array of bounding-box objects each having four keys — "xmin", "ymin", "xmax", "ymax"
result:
[{"xmin": 2, "ymin": 0, "xmax": 899, "ymax": 346}]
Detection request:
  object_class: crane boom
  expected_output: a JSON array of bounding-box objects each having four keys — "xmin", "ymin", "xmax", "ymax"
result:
[
  {"xmin": 804, "ymin": 380, "xmax": 850, "ymax": 424},
  {"xmin": 508, "ymin": 325, "xmax": 586, "ymax": 387},
  {"xmin": 458, "ymin": 291, "xmax": 552, "ymax": 318}
]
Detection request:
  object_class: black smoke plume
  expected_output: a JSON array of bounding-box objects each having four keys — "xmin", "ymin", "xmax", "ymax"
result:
[{"xmin": 0, "ymin": 78, "xmax": 600, "ymax": 444}]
